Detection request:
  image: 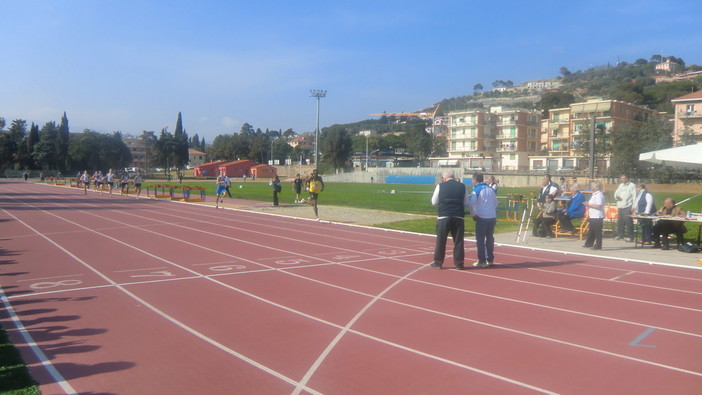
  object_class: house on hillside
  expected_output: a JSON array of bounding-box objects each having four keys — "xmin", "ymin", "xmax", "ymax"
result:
[
  {"xmin": 672, "ymin": 90, "xmax": 702, "ymax": 145},
  {"xmin": 193, "ymin": 161, "xmax": 227, "ymax": 177}
]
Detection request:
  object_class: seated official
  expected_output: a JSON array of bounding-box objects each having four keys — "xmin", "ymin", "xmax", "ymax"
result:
[
  {"xmin": 652, "ymin": 198, "xmax": 687, "ymax": 250},
  {"xmin": 557, "ymin": 185, "xmax": 585, "ymax": 233},
  {"xmin": 533, "ymin": 195, "xmax": 557, "ymax": 238}
]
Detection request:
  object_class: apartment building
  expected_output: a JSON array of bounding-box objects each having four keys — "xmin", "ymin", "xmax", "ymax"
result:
[
  {"xmin": 671, "ymin": 90, "xmax": 702, "ymax": 145},
  {"xmin": 123, "ymin": 135, "xmax": 148, "ymax": 170},
  {"xmin": 530, "ymin": 99, "xmax": 657, "ymax": 172},
  {"xmin": 434, "ymin": 107, "xmax": 541, "ymax": 171}
]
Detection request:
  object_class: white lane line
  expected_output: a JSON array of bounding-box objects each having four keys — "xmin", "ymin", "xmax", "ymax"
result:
[
  {"xmin": 11, "ymin": 189, "xmax": 702, "ymax": 387},
  {"xmin": 1, "ymin": 206, "xmax": 313, "ymax": 393},
  {"xmin": 610, "ymin": 271, "xmax": 637, "ymax": 281},
  {"xmin": 0, "ymin": 289, "xmax": 77, "ymax": 395}
]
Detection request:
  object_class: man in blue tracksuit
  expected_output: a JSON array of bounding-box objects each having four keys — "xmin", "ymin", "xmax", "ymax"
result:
[
  {"xmin": 430, "ymin": 171, "xmax": 469, "ymax": 269},
  {"xmin": 469, "ymin": 173, "xmax": 498, "ymax": 268}
]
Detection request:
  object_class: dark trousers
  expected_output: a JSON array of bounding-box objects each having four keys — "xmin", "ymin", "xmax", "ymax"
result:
[
  {"xmin": 584, "ymin": 218, "xmax": 604, "ymax": 248},
  {"xmin": 533, "ymin": 217, "xmax": 556, "ymax": 237},
  {"xmin": 638, "ymin": 217, "xmax": 653, "ymax": 242},
  {"xmin": 617, "ymin": 207, "xmax": 634, "ymax": 238},
  {"xmin": 433, "ymin": 217, "xmax": 465, "ymax": 267},
  {"xmin": 475, "ymin": 217, "xmax": 496, "ymax": 264},
  {"xmin": 273, "ymin": 191, "xmax": 279, "ymax": 206},
  {"xmin": 557, "ymin": 211, "xmax": 575, "ymax": 232},
  {"xmin": 652, "ymin": 221, "xmax": 685, "ymax": 247}
]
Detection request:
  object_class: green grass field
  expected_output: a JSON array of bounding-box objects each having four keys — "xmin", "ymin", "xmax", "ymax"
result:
[{"xmin": 144, "ymin": 179, "xmax": 698, "ymax": 235}]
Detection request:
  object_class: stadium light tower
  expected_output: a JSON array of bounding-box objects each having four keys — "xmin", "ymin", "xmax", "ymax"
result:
[{"xmin": 310, "ymin": 89, "xmax": 326, "ymax": 170}]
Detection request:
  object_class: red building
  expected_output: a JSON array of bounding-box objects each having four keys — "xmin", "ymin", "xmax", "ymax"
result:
[
  {"xmin": 218, "ymin": 160, "xmax": 257, "ymax": 178},
  {"xmin": 250, "ymin": 164, "xmax": 277, "ymax": 179},
  {"xmin": 193, "ymin": 161, "xmax": 227, "ymax": 177}
]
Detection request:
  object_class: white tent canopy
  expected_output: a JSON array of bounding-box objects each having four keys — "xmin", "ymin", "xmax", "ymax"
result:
[{"xmin": 639, "ymin": 144, "xmax": 702, "ymax": 169}]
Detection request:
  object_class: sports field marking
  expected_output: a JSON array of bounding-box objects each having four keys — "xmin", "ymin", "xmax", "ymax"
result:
[
  {"xmin": 0, "ymin": 289, "xmax": 77, "ymax": 394},
  {"xmin": 17, "ymin": 273, "xmax": 85, "ymax": 282},
  {"xmin": 6, "ymin": 190, "xmax": 702, "ymax": 388},
  {"xmin": 2, "ymin": 204, "xmax": 315, "ymax": 392},
  {"xmin": 630, "ymin": 328, "xmax": 657, "ymax": 348}
]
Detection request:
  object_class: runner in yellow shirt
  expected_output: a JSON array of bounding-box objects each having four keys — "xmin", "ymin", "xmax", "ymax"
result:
[{"xmin": 305, "ymin": 169, "xmax": 325, "ymax": 220}]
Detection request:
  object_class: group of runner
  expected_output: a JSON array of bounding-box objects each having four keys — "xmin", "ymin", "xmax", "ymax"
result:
[
  {"xmin": 215, "ymin": 169, "xmax": 325, "ymax": 220},
  {"xmin": 79, "ymin": 168, "xmax": 143, "ymax": 197}
]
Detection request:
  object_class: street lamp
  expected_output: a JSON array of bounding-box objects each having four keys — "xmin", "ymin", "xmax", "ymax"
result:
[{"xmin": 310, "ymin": 89, "xmax": 326, "ymax": 170}]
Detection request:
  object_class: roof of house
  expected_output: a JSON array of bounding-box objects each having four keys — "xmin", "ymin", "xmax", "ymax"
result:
[
  {"xmin": 188, "ymin": 149, "xmax": 206, "ymax": 155},
  {"xmin": 672, "ymin": 90, "xmax": 702, "ymax": 102}
]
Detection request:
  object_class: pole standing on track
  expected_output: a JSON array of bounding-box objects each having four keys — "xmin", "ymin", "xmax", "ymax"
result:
[
  {"xmin": 520, "ymin": 200, "xmax": 535, "ymax": 243},
  {"xmin": 515, "ymin": 205, "xmax": 527, "ymax": 242}
]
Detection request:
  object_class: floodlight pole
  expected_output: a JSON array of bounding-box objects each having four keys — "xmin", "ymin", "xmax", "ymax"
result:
[{"xmin": 310, "ymin": 89, "xmax": 326, "ymax": 170}]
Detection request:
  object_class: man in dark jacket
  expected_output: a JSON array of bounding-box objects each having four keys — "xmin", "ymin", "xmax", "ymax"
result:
[{"xmin": 430, "ymin": 171, "xmax": 469, "ymax": 269}]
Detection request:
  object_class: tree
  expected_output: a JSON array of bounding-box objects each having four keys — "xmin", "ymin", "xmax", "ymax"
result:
[
  {"xmin": 650, "ymin": 54, "xmax": 662, "ymax": 63},
  {"xmin": 57, "ymin": 112, "xmax": 70, "ymax": 171},
  {"xmin": 473, "ymin": 83, "xmax": 483, "ymax": 94},
  {"xmin": 320, "ymin": 125, "xmax": 353, "ymax": 171},
  {"xmin": 0, "ymin": 119, "xmax": 27, "ymax": 170},
  {"xmin": 68, "ymin": 129, "xmax": 132, "ymax": 172},
  {"xmin": 282, "ymin": 128, "xmax": 296, "ymax": 139},
  {"xmin": 559, "ymin": 66, "xmax": 571, "ymax": 77},
  {"xmin": 609, "ymin": 115, "xmax": 672, "ymax": 176},
  {"xmin": 404, "ymin": 123, "xmax": 432, "ymax": 164},
  {"xmin": 33, "ymin": 122, "xmax": 60, "ymax": 170},
  {"xmin": 172, "ymin": 112, "xmax": 189, "ymax": 173},
  {"xmin": 538, "ymin": 91, "xmax": 575, "ymax": 116},
  {"xmin": 25, "ymin": 123, "xmax": 40, "ymax": 169},
  {"xmin": 154, "ymin": 128, "xmax": 176, "ymax": 179}
]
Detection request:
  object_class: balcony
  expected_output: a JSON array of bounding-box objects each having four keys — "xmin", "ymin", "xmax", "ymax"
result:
[
  {"xmin": 495, "ymin": 134, "xmax": 517, "ymax": 140},
  {"xmin": 496, "ymin": 144, "xmax": 517, "ymax": 152},
  {"xmin": 678, "ymin": 110, "xmax": 702, "ymax": 119}
]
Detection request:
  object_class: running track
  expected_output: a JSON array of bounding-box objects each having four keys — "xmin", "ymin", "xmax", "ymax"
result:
[{"xmin": 1, "ymin": 180, "xmax": 701, "ymax": 394}]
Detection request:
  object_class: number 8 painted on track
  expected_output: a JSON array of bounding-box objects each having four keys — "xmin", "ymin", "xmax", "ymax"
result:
[{"xmin": 31, "ymin": 279, "xmax": 82, "ymax": 289}]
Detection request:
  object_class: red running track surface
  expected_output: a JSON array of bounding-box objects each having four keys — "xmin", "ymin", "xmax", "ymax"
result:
[{"xmin": 1, "ymin": 180, "xmax": 701, "ymax": 394}]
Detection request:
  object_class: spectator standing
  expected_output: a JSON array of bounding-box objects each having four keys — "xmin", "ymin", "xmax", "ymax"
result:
[
  {"xmin": 430, "ymin": 171, "xmax": 469, "ymax": 270},
  {"xmin": 469, "ymin": 173, "xmax": 498, "ymax": 268},
  {"xmin": 538, "ymin": 175, "xmax": 559, "ymax": 204},
  {"xmin": 224, "ymin": 173, "xmax": 232, "ymax": 198},
  {"xmin": 634, "ymin": 183, "xmax": 656, "ymax": 244},
  {"xmin": 271, "ymin": 175, "xmax": 281, "ymax": 206},
  {"xmin": 23, "ymin": 171, "xmax": 29, "ymax": 182},
  {"xmin": 614, "ymin": 174, "xmax": 636, "ymax": 241},
  {"xmin": 293, "ymin": 174, "xmax": 303, "ymax": 203},
  {"xmin": 583, "ymin": 181, "xmax": 606, "ymax": 250},
  {"xmin": 486, "ymin": 175, "xmax": 499, "ymax": 192}
]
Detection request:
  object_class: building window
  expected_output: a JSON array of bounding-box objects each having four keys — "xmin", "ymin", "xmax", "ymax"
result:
[{"xmin": 687, "ymin": 104, "xmax": 696, "ymax": 115}]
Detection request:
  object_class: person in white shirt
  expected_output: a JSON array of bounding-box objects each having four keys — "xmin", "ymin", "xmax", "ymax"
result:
[
  {"xmin": 613, "ymin": 174, "xmax": 636, "ymax": 241},
  {"xmin": 80, "ymin": 170, "xmax": 91, "ymax": 195},
  {"xmin": 486, "ymin": 175, "xmax": 499, "ymax": 193},
  {"xmin": 469, "ymin": 173, "xmax": 498, "ymax": 267},
  {"xmin": 633, "ymin": 183, "xmax": 656, "ymax": 244},
  {"xmin": 105, "ymin": 169, "xmax": 115, "ymax": 195},
  {"xmin": 583, "ymin": 181, "xmax": 606, "ymax": 250}
]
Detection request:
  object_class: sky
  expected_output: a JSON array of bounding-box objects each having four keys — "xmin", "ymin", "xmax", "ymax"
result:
[{"xmin": 1, "ymin": 0, "xmax": 700, "ymax": 143}]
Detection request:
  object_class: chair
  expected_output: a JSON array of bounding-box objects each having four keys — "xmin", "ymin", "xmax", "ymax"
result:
[{"xmin": 554, "ymin": 210, "xmax": 589, "ymax": 240}]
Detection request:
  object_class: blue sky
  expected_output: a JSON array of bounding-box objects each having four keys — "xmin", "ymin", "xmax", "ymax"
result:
[{"xmin": 1, "ymin": 0, "xmax": 700, "ymax": 142}]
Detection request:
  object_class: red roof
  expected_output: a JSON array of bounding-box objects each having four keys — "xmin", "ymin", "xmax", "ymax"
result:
[{"xmin": 672, "ymin": 90, "xmax": 702, "ymax": 102}]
